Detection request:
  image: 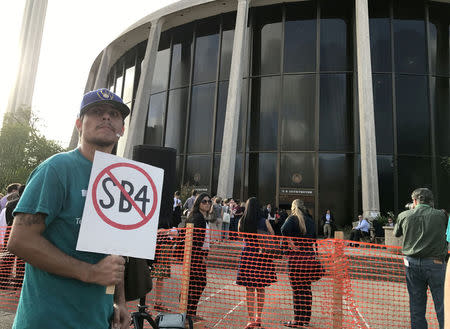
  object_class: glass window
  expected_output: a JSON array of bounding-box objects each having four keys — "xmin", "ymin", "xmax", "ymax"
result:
[
  {"xmin": 123, "ymin": 66, "xmax": 135, "ymax": 104},
  {"xmin": 185, "ymin": 155, "xmax": 211, "ymax": 189},
  {"xmin": 319, "ymin": 74, "xmax": 353, "ymax": 151},
  {"xmin": 144, "ymin": 92, "xmax": 166, "ymax": 146},
  {"xmin": 248, "ymin": 77, "xmax": 281, "ymax": 151},
  {"xmin": 318, "ymin": 153, "xmax": 354, "ymax": 227},
  {"xmin": 193, "ymin": 18, "xmax": 220, "ymax": 83},
  {"xmin": 165, "ymin": 88, "xmax": 189, "ymax": 153},
  {"xmin": 284, "ymin": 2, "xmax": 317, "ymax": 73},
  {"xmin": 115, "ymin": 74, "xmax": 123, "ymax": 98},
  {"xmin": 377, "ymin": 155, "xmax": 394, "ymax": 213},
  {"xmin": 281, "ymin": 75, "xmax": 316, "ymax": 151},
  {"xmin": 397, "ymin": 156, "xmax": 432, "ymax": 210},
  {"xmin": 151, "ymin": 32, "xmax": 171, "ymax": 93},
  {"xmin": 251, "ymin": 5, "xmax": 282, "ymax": 75},
  {"xmin": 219, "ymin": 13, "xmax": 236, "ymax": 80},
  {"xmin": 429, "ymin": 3, "xmax": 450, "ymax": 77},
  {"xmin": 433, "ymin": 78, "xmax": 450, "ymax": 156},
  {"xmin": 170, "ymin": 24, "xmax": 193, "ymax": 89},
  {"xmin": 214, "ymin": 81, "xmax": 229, "ymax": 152},
  {"xmin": 368, "ymin": 0, "xmax": 392, "ymax": 72},
  {"xmin": 395, "ymin": 75, "xmax": 430, "ymax": 155},
  {"xmin": 320, "ymin": 0, "xmax": 353, "ymax": 71},
  {"xmin": 393, "ymin": 0, "xmax": 427, "ymax": 74},
  {"xmin": 372, "ymin": 74, "xmax": 393, "ymax": 154},
  {"xmin": 438, "ymin": 157, "xmax": 450, "ymax": 210},
  {"xmin": 280, "ymin": 153, "xmax": 315, "ymax": 189},
  {"xmin": 188, "ymin": 83, "xmax": 215, "ymax": 153},
  {"xmin": 175, "ymin": 156, "xmax": 183, "ymax": 189},
  {"xmin": 247, "ymin": 153, "xmax": 277, "ymax": 206}
]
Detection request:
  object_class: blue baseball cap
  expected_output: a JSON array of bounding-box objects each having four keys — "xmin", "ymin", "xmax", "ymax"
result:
[{"xmin": 79, "ymin": 88, "xmax": 130, "ymax": 119}]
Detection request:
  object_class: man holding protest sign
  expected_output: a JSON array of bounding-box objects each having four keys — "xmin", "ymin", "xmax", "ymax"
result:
[{"xmin": 7, "ymin": 89, "xmax": 130, "ymax": 329}]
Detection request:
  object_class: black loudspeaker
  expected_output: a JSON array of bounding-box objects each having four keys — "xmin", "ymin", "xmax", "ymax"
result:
[{"xmin": 132, "ymin": 145, "xmax": 176, "ymax": 229}]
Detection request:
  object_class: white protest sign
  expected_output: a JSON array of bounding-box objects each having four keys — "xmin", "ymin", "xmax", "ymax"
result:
[{"xmin": 76, "ymin": 151, "xmax": 164, "ymax": 259}]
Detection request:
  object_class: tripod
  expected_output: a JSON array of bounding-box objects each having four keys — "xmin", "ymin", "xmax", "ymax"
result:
[{"xmin": 130, "ymin": 297, "xmax": 158, "ymax": 329}]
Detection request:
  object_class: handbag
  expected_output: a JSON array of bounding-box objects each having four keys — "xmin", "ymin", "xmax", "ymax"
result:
[{"xmin": 222, "ymin": 212, "xmax": 231, "ymax": 223}]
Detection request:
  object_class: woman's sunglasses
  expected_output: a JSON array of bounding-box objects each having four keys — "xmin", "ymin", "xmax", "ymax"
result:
[{"xmin": 201, "ymin": 199, "xmax": 212, "ymax": 204}]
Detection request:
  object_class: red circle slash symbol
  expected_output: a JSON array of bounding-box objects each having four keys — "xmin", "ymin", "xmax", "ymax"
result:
[{"xmin": 92, "ymin": 163, "xmax": 158, "ymax": 230}]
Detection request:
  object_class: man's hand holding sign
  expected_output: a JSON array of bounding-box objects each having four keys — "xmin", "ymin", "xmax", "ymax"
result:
[{"xmin": 77, "ymin": 151, "xmax": 164, "ymax": 295}]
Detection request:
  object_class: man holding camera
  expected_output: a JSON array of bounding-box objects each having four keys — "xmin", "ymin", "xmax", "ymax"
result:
[{"xmin": 394, "ymin": 188, "xmax": 447, "ymax": 329}]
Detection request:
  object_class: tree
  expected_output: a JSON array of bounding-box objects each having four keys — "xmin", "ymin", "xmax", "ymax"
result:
[{"xmin": 0, "ymin": 107, "xmax": 65, "ymax": 193}]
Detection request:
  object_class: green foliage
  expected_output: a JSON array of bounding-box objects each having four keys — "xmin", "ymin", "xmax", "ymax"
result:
[
  {"xmin": 374, "ymin": 211, "xmax": 395, "ymax": 226},
  {"xmin": 0, "ymin": 107, "xmax": 65, "ymax": 193}
]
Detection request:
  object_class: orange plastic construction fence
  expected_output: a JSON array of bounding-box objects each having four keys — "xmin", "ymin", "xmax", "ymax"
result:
[{"xmin": 0, "ymin": 226, "xmax": 442, "ymax": 328}]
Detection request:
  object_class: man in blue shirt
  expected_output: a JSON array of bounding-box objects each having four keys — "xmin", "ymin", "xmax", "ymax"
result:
[
  {"xmin": 349, "ymin": 215, "xmax": 370, "ymax": 242},
  {"xmin": 7, "ymin": 89, "xmax": 129, "ymax": 329}
]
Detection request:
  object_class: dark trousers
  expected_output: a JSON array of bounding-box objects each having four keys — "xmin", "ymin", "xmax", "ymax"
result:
[
  {"xmin": 405, "ymin": 256, "xmax": 446, "ymax": 329},
  {"xmin": 349, "ymin": 229, "xmax": 369, "ymax": 241},
  {"xmin": 288, "ymin": 258, "xmax": 313, "ymax": 325},
  {"xmin": 187, "ymin": 258, "xmax": 207, "ymax": 317}
]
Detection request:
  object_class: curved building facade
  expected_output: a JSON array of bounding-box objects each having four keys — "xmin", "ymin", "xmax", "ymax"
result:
[{"xmin": 78, "ymin": 0, "xmax": 450, "ymax": 226}]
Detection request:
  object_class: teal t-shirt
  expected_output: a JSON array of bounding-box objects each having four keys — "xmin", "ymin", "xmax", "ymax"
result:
[{"xmin": 13, "ymin": 149, "xmax": 113, "ymax": 329}]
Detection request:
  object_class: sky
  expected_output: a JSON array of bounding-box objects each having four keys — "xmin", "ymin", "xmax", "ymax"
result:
[{"xmin": 0, "ymin": 0, "xmax": 178, "ymax": 148}]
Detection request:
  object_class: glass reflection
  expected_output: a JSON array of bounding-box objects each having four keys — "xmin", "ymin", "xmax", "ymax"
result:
[
  {"xmin": 372, "ymin": 74, "xmax": 393, "ymax": 154},
  {"xmin": 318, "ymin": 153, "xmax": 353, "ymax": 227},
  {"xmin": 377, "ymin": 155, "xmax": 394, "ymax": 212},
  {"xmin": 433, "ymin": 77, "xmax": 450, "ymax": 156},
  {"xmin": 393, "ymin": 0, "xmax": 427, "ymax": 74},
  {"xmin": 185, "ymin": 155, "xmax": 211, "ymax": 188},
  {"xmin": 188, "ymin": 83, "xmax": 215, "ymax": 153},
  {"xmin": 320, "ymin": 0, "xmax": 353, "ymax": 71},
  {"xmin": 319, "ymin": 74, "xmax": 353, "ymax": 151},
  {"xmin": 428, "ymin": 3, "xmax": 450, "ymax": 77},
  {"xmin": 152, "ymin": 32, "xmax": 171, "ymax": 93},
  {"xmin": 395, "ymin": 75, "xmax": 430, "ymax": 155},
  {"xmin": 397, "ymin": 156, "xmax": 432, "ymax": 209},
  {"xmin": 284, "ymin": 2, "xmax": 316, "ymax": 73},
  {"xmin": 247, "ymin": 153, "xmax": 277, "ymax": 205},
  {"xmin": 368, "ymin": 0, "xmax": 392, "ymax": 72},
  {"xmin": 252, "ymin": 5, "xmax": 282, "ymax": 75},
  {"xmin": 219, "ymin": 13, "xmax": 236, "ymax": 80},
  {"xmin": 193, "ymin": 18, "xmax": 220, "ymax": 83},
  {"xmin": 215, "ymin": 82, "xmax": 229, "ymax": 152},
  {"xmin": 249, "ymin": 77, "xmax": 281, "ymax": 151},
  {"xmin": 170, "ymin": 25, "xmax": 193, "ymax": 88},
  {"xmin": 145, "ymin": 92, "xmax": 166, "ymax": 146},
  {"xmin": 280, "ymin": 153, "xmax": 315, "ymax": 188},
  {"xmin": 123, "ymin": 66, "xmax": 135, "ymax": 104},
  {"xmin": 281, "ymin": 75, "xmax": 315, "ymax": 151},
  {"xmin": 165, "ymin": 88, "xmax": 189, "ymax": 153}
]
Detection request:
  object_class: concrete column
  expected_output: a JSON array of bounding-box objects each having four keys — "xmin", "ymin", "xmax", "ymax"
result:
[
  {"xmin": 93, "ymin": 46, "xmax": 114, "ymax": 89},
  {"xmin": 356, "ymin": 0, "xmax": 380, "ymax": 219},
  {"xmin": 5, "ymin": 0, "xmax": 48, "ymax": 115},
  {"xmin": 123, "ymin": 18, "xmax": 164, "ymax": 159},
  {"xmin": 217, "ymin": 0, "xmax": 249, "ymax": 198}
]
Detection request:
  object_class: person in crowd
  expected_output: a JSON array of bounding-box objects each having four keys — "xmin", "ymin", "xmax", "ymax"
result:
[
  {"xmin": 1, "ymin": 185, "xmax": 26, "ymax": 288},
  {"xmin": 222, "ymin": 199, "xmax": 231, "ymax": 240},
  {"xmin": 395, "ymin": 188, "xmax": 447, "ymax": 329},
  {"xmin": 7, "ymin": 88, "xmax": 128, "ymax": 329},
  {"xmin": 320, "ymin": 209, "xmax": 335, "ymax": 239},
  {"xmin": 281, "ymin": 199, "xmax": 317, "ymax": 328},
  {"xmin": 209, "ymin": 197, "xmax": 223, "ymax": 242},
  {"xmin": 236, "ymin": 197, "xmax": 277, "ymax": 328},
  {"xmin": 0, "ymin": 183, "xmax": 20, "ymax": 211},
  {"xmin": 349, "ymin": 215, "xmax": 370, "ymax": 242},
  {"xmin": 231, "ymin": 200, "xmax": 244, "ymax": 240},
  {"xmin": 387, "ymin": 217, "xmax": 395, "ymax": 227},
  {"xmin": 183, "ymin": 189, "xmax": 198, "ymax": 216},
  {"xmin": 186, "ymin": 192, "xmax": 212, "ymax": 322},
  {"xmin": 263, "ymin": 203, "xmax": 275, "ymax": 221},
  {"xmin": 172, "ymin": 191, "xmax": 182, "ymax": 227},
  {"xmin": 273, "ymin": 208, "xmax": 288, "ymax": 236}
]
